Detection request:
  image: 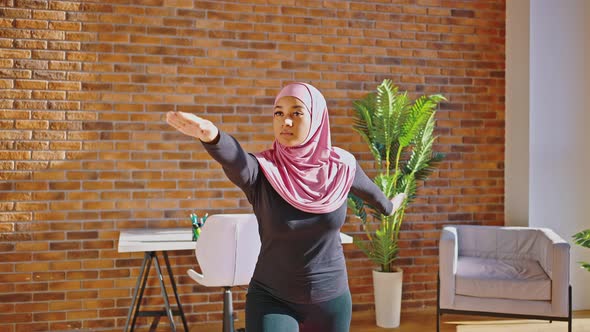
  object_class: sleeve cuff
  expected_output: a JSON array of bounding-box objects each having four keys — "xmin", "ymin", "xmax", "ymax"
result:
[{"xmin": 200, "ymin": 131, "xmax": 221, "ymax": 145}]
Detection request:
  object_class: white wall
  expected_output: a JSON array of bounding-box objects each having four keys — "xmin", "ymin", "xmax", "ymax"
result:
[{"xmin": 507, "ymin": 0, "xmax": 590, "ymax": 309}]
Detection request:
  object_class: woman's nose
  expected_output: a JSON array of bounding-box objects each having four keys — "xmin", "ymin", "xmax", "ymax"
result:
[{"xmin": 284, "ymin": 118, "xmax": 293, "ymax": 126}]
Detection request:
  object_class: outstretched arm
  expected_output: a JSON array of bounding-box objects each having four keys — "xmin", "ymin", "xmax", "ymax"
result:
[
  {"xmin": 166, "ymin": 111, "xmax": 258, "ymax": 190},
  {"xmin": 350, "ymin": 162, "xmax": 406, "ymax": 216}
]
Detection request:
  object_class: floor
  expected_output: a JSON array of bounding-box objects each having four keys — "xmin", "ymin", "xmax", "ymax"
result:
[{"xmin": 188, "ymin": 309, "xmax": 590, "ymax": 331}]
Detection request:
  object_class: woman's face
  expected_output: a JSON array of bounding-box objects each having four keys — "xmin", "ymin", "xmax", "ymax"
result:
[{"xmin": 273, "ymin": 96, "xmax": 312, "ymax": 147}]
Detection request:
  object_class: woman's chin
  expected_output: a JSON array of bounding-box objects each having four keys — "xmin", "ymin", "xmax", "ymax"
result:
[{"xmin": 278, "ymin": 139, "xmax": 299, "ymax": 148}]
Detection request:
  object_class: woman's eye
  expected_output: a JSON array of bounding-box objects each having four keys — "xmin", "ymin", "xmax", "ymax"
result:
[
  {"xmin": 294, "ymin": 112, "xmax": 303, "ymax": 117},
  {"xmin": 274, "ymin": 111, "xmax": 283, "ymax": 117}
]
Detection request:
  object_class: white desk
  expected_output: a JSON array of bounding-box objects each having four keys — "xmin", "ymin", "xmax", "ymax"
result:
[
  {"xmin": 118, "ymin": 228, "xmax": 353, "ymax": 332},
  {"xmin": 340, "ymin": 232, "xmax": 353, "ymax": 244},
  {"xmin": 118, "ymin": 228, "xmax": 196, "ymax": 253},
  {"xmin": 119, "ymin": 228, "xmax": 352, "ymax": 252}
]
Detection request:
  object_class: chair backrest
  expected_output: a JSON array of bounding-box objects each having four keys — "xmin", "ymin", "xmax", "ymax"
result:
[
  {"xmin": 194, "ymin": 213, "xmax": 261, "ymax": 287},
  {"xmin": 454, "ymin": 225, "xmax": 556, "ymax": 264}
]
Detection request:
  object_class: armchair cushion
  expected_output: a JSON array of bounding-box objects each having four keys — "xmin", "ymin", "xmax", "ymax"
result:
[{"xmin": 456, "ymin": 256, "xmax": 551, "ymax": 301}]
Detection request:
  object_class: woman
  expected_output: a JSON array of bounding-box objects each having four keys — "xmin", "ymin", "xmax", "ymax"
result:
[{"xmin": 167, "ymin": 82, "xmax": 405, "ymax": 332}]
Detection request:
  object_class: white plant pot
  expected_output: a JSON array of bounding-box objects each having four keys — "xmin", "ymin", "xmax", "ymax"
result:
[{"xmin": 372, "ymin": 269, "xmax": 403, "ymax": 328}]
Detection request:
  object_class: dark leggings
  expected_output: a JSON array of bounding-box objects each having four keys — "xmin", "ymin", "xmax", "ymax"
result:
[{"xmin": 245, "ymin": 282, "xmax": 352, "ymax": 332}]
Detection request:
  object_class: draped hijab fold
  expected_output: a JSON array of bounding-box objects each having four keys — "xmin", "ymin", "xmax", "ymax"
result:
[{"xmin": 255, "ymin": 83, "xmax": 356, "ymax": 214}]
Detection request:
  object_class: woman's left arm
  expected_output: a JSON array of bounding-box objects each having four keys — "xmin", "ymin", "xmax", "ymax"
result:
[{"xmin": 349, "ymin": 162, "xmax": 406, "ymax": 216}]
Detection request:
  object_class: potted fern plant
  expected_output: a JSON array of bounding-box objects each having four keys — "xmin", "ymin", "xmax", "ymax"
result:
[
  {"xmin": 348, "ymin": 79, "xmax": 445, "ymax": 328},
  {"xmin": 573, "ymin": 229, "xmax": 590, "ymax": 272}
]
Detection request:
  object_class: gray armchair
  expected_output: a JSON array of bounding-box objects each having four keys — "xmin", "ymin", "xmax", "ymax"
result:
[{"xmin": 437, "ymin": 225, "xmax": 571, "ymax": 332}]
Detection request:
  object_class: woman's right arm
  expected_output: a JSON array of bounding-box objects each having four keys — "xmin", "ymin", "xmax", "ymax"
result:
[
  {"xmin": 201, "ymin": 131, "xmax": 259, "ymax": 189},
  {"xmin": 166, "ymin": 111, "xmax": 258, "ymax": 189}
]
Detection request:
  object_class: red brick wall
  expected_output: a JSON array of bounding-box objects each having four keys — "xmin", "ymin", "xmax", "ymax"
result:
[{"xmin": 0, "ymin": 0, "xmax": 505, "ymax": 330}]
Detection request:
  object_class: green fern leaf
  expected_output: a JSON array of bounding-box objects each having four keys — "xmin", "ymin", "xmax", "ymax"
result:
[
  {"xmin": 572, "ymin": 229, "xmax": 590, "ymax": 272},
  {"xmin": 573, "ymin": 229, "xmax": 590, "ymax": 248},
  {"xmin": 399, "ymin": 96, "xmax": 434, "ymax": 147},
  {"xmin": 414, "ymin": 153, "xmax": 444, "ymax": 181},
  {"xmin": 347, "ymin": 194, "xmax": 367, "ymax": 224}
]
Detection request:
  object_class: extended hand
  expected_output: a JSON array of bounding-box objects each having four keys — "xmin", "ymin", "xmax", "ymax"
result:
[
  {"xmin": 166, "ymin": 111, "xmax": 219, "ymax": 143},
  {"xmin": 389, "ymin": 193, "xmax": 407, "ymax": 216}
]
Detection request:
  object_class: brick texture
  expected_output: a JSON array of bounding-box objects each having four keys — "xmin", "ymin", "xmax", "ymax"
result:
[{"xmin": 0, "ymin": 0, "xmax": 505, "ymax": 331}]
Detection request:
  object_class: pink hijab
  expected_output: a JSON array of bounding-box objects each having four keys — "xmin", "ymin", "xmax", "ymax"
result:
[{"xmin": 255, "ymin": 82, "xmax": 356, "ymax": 214}]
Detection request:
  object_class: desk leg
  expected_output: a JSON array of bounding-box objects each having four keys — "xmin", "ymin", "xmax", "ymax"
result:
[
  {"xmin": 163, "ymin": 251, "xmax": 189, "ymax": 332},
  {"xmin": 123, "ymin": 251, "xmax": 188, "ymax": 332},
  {"xmin": 124, "ymin": 251, "xmax": 153, "ymax": 332},
  {"xmin": 153, "ymin": 254, "xmax": 177, "ymax": 332}
]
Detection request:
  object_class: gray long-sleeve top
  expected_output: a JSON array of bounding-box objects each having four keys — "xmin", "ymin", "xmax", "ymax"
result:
[{"xmin": 202, "ymin": 131, "xmax": 393, "ymax": 304}]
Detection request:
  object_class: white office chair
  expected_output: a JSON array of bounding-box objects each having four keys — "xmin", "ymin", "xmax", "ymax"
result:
[{"xmin": 188, "ymin": 214, "xmax": 260, "ymax": 332}]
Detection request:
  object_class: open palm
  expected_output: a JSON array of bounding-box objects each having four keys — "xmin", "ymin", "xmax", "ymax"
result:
[{"xmin": 166, "ymin": 111, "xmax": 218, "ymax": 143}]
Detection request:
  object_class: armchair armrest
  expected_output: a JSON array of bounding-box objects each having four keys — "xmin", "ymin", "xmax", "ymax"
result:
[
  {"xmin": 439, "ymin": 226, "xmax": 458, "ymax": 308},
  {"xmin": 538, "ymin": 228, "xmax": 570, "ymax": 316}
]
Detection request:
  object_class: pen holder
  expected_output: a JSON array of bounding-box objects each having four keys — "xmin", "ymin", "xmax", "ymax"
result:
[{"xmin": 190, "ymin": 213, "xmax": 208, "ymax": 241}]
